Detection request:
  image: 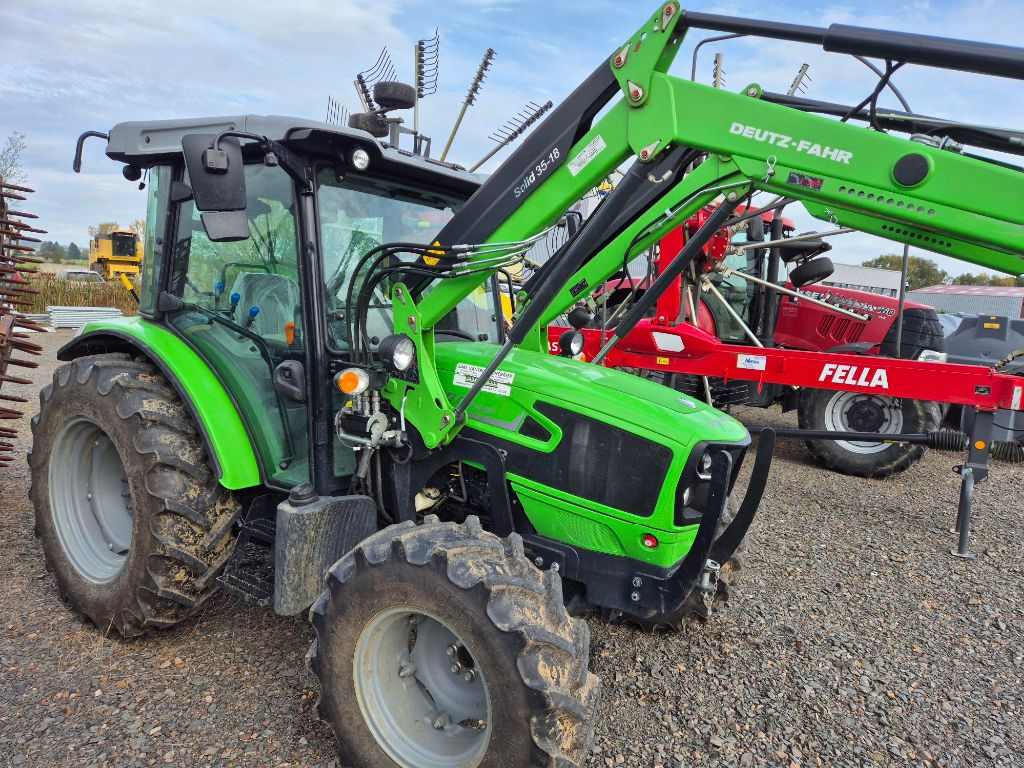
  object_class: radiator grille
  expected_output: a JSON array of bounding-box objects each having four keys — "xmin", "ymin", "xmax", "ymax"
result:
[{"xmin": 467, "ymin": 403, "xmax": 673, "ymax": 518}]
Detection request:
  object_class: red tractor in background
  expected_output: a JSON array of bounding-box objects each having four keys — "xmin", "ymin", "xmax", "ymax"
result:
[{"xmin": 552, "ymin": 204, "xmax": 947, "ymax": 478}]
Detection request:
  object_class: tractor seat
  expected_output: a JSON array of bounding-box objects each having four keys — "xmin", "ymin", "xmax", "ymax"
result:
[
  {"xmin": 229, "ymin": 272, "xmax": 301, "ymax": 343},
  {"xmin": 779, "ymin": 236, "xmax": 832, "ymax": 263}
]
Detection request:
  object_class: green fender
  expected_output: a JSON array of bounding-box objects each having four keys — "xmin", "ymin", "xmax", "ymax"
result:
[{"xmin": 57, "ymin": 316, "xmax": 262, "ymax": 490}]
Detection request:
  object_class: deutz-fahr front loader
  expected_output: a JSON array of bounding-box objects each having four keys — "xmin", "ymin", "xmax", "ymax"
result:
[{"xmin": 33, "ymin": 4, "xmax": 1024, "ymax": 766}]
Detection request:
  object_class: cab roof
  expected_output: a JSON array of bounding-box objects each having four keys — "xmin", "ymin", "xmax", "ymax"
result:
[{"xmin": 104, "ymin": 114, "xmax": 483, "ymax": 195}]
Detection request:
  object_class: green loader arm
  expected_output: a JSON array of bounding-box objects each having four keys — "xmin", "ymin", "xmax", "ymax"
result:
[{"xmin": 387, "ymin": 1, "xmax": 1024, "ymax": 444}]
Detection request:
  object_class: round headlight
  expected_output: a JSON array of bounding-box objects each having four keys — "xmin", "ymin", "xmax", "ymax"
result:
[
  {"xmin": 379, "ymin": 333, "xmax": 416, "ymax": 372},
  {"xmin": 696, "ymin": 449, "xmax": 714, "ymax": 480},
  {"xmin": 558, "ymin": 328, "xmax": 584, "ymax": 358},
  {"xmin": 350, "ymin": 148, "xmax": 371, "ymax": 171}
]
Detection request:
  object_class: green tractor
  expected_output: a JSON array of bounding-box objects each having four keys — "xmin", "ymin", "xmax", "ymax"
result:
[
  {"xmin": 42, "ymin": 111, "xmax": 763, "ymax": 764},
  {"xmin": 33, "ymin": 3, "xmax": 1024, "ymax": 766}
]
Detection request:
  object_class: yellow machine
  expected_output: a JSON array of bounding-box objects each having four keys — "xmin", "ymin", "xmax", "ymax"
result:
[{"xmin": 88, "ymin": 230, "xmax": 142, "ymax": 280}]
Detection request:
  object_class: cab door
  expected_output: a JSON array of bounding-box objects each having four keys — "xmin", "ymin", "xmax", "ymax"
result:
[{"xmin": 164, "ymin": 162, "xmax": 310, "ymax": 487}]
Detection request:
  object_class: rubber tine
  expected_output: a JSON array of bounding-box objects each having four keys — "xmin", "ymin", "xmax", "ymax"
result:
[
  {"xmin": 0, "ymin": 221, "xmax": 46, "ymax": 234},
  {"xmin": 4, "ymin": 357, "xmax": 39, "ymax": 369},
  {"xmin": 0, "ymin": 182, "xmax": 34, "ymax": 193},
  {"xmin": 8, "ymin": 336, "xmax": 43, "ymax": 352},
  {"xmin": 0, "ymin": 230, "xmax": 41, "ymax": 242}
]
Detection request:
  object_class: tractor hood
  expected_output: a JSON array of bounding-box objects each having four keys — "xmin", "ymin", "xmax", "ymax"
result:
[{"xmin": 434, "ymin": 342, "xmax": 748, "ymax": 450}]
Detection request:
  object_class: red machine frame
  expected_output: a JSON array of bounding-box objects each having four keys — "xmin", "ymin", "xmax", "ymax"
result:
[
  {"xmin": 548, "ymin": 209, "xmax": 1024, "ymax": 558},
  {"xmin": 551, "ymin": 320, "xmax": 1023, "ymax": 413}
]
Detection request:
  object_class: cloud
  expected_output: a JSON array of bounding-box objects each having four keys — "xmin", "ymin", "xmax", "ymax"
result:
[{"xmin": 1, "ymin": 0, "xmax": 1019, "ymax": 277}]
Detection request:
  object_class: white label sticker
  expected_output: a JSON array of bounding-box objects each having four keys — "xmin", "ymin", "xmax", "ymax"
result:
[
  {"xmin": 737, "ymin": 354, "xmax": 767, "ymax": 371},
  {"xmin": 568, "ymin": 135, "xmax": 607, "ymax": 177},
  {"xmin": 652, "ymin": 331, "xmax": 685, "ymax": 352},
  {"xmin": 453, "ymin": 363, "xmax": 515, "ymax": 397},
  {"xmin": 1012, "ymin": 386, "xmax": 1022, "ymax": 411}
]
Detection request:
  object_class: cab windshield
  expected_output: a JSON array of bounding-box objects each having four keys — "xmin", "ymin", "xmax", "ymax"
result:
[{"xmin": 317, "ymin": 168, "xmax": 501, "ymax": 351}]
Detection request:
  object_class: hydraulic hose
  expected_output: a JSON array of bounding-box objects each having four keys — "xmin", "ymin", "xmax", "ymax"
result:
[
  {"xmin": 505, "ymin": 161, "xmax": 654, "ymax": 345},
  {"xmin": 592, "ymin": 196, "xmax": 742, "ymax": 364}
]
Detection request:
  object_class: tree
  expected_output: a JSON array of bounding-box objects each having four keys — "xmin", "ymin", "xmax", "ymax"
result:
[
  {"xmin": 88, "ymin": 221, "xmax": 121, "ymax": 238},
  {"xmin": 950, "ymin": 271, "xmax": 1020, "ymax": 286},
  {"xmin": 0, "ymin": 131, "xmax": 27, "ymax": 185},
  {"xmin": 67, "ymin": 242, "xmax": 82, "ymax": 262},
  {"xmin": 862, "ymin": 254, "xmax": 948, "ymax": 291},
  {"xmin": 128, "ymin": 219, "xmax": 146, "ymax": 236},
  {"xmin": 37, "ymin": 241, "xmax": 67, "ymax": 263}
]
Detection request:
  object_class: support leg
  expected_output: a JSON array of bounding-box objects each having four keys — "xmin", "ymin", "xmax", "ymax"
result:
[
  {"xmin": 950, "ymin": 466, "xmax": 976, "ymax": 559},
  {"xmin": 950, "ymin": 408, "xmax": 994, "ymax": 560}
]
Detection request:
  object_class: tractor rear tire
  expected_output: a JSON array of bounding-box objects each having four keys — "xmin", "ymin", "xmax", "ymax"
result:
[
  {"xmin": 798, "ymin": 387, "xmax": 941, "ymax": 478},
  {"xmin": 29, "ymin": 354, "xmax": 241, "ymax": 638},
  {"xmin": 308, "ymin": 516, "xmax": 600, "ymax": 768}
]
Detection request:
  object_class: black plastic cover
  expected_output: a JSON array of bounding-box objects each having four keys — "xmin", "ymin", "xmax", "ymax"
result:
[{"xmin": 181, "ymin": 133, "xmax": 246, "ymax": 211}]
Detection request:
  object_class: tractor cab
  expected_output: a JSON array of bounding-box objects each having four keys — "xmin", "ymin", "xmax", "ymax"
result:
[{"xmin": 94, "ymin": 116, "xmax": 501, "ymax": 489}]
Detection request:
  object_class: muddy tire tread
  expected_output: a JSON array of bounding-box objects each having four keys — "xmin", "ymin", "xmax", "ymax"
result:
[
  {"xmin": 308, "ymin": 516, "xmax": 601, "ymax": 767},
  {"xmin": 28, "ymin": 354, "xmax": 241, "ymax": 637}
]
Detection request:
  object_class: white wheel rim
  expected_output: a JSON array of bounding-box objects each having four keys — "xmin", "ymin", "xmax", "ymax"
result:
[
  {"xmin": 353, "ymin": 607, "xmax": 491, "ymax": 768},
  {"xmin": 48, "ymin": 418, "xmax": 133, "ymax": 583},
  {"xmin": 823, "ymin": 391, "xmax": 904, "ymax": 455}
]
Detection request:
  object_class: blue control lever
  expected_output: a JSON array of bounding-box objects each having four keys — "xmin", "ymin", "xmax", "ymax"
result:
[{"xmin": 244, "ymin": 306, "xmax": 260, "ymax": 330}]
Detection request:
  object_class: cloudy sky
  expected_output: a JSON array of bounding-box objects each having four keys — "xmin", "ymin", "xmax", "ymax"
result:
[{"xmin": 2, "ymin": 0, "xmax": 1021, "ymax": 275}]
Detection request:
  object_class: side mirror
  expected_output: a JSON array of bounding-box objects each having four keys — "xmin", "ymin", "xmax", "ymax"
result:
[
  {"xmin": 182, "ymin": 133, "xmax": 250, "ymax": 242},
  {"xmin": 567, "ymin": 305, "xmax": 594, "ymax": 330}
]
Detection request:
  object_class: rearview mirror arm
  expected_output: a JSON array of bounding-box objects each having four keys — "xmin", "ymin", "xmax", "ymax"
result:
[{"xmin": 210, "ymin": 130, "xmax": 311, "ymax": 193}]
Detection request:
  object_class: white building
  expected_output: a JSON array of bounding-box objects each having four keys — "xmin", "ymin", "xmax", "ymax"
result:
[
  {"xmin": 908, "ymin": 284, "xmax": 1024, "ymax": 317},
  {"xmin": 816, "ymin": 262, "xmax": 903, "ymax": 297}
]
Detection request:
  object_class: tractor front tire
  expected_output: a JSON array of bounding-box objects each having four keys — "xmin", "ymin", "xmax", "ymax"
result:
[
  {"xmin": 798, "ymin": 387, "xmax": 940, "ymax": 478},
  {"xmin": 308, "ymin": 516, "xmax": 601, "ymax": 768},
  {"xmin": 29, "ymin": 354, "xmax": 241, "ymax": 638}
]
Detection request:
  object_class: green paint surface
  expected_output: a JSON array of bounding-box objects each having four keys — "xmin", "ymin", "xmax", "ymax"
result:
[
  {"xmin": 73, "ymin": 317, "xmax": 262, "ymax": 490},
  {"xmin": 433, "ymin": 342, "xmax": 747, "ymax": 566}
]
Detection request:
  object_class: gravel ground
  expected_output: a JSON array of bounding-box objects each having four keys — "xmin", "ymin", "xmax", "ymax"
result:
[{"xmin": 1, "ymin": 330, "xmax": 1021, "ymax": 768}]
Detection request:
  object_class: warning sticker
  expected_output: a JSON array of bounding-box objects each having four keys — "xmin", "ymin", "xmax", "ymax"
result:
[
  {"xmin": 737, "ymin": 353, "xmax": 767, "ymax": 371},
  {"xmin": 453, "ymin": 363, "xmax": 515, "ymax": 397},
  {"xmin": 568, "ymin": 135, "xmax": 607, "ymax": 177}
]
